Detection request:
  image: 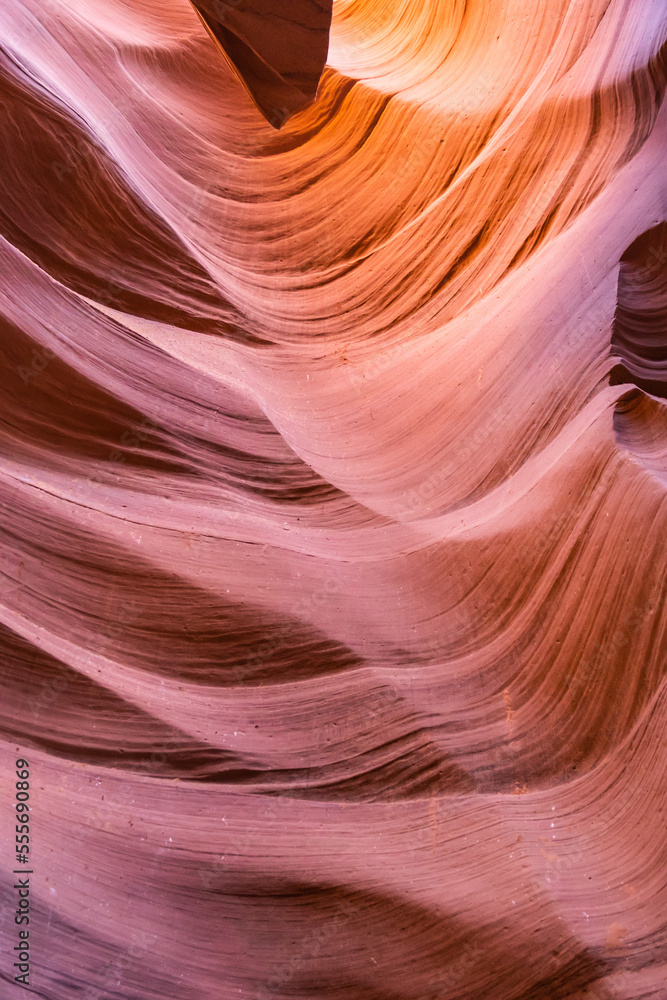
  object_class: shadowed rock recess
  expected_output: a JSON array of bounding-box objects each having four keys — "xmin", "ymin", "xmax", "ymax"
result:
[{"xmin": 0, "ymin": 1, "xmax": 666, "ymax": 998}]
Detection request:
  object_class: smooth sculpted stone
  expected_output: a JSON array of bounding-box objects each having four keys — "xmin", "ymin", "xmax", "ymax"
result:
[{"xmin": 0, "ymin": 1, "xmax": 666, "ymax": 999}]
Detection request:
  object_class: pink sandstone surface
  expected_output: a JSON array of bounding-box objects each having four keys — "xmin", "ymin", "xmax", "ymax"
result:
[{"xmin": 0, "ymin": 1, "xmax": 666, "ymax": 998}]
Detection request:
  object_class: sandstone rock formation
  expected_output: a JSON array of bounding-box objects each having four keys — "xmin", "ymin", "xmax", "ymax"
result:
[{"xmin": 0, "ymin": 1, "xmax": 666, "ymax": 998}]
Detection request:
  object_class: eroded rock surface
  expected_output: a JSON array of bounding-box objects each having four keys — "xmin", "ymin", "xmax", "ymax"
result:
[{"xmin": 0, "ymin": 1, "xmax": 666, "ymax": 998}]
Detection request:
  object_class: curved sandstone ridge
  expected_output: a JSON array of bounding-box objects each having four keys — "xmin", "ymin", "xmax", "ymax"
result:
[{"xmin": 0, "ymin": 1, "xmax": 666, "ymax": 998}]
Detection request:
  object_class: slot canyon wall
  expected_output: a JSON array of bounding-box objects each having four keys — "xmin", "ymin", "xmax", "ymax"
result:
[{"xmin": 0, "ymin": 1, "xmax": 666, "ymax": 997}]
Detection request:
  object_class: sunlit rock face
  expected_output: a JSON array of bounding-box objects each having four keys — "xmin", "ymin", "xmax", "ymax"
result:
[{"xmin": 0, "ymin": 1, "xmax": 666, "ymax": 998}]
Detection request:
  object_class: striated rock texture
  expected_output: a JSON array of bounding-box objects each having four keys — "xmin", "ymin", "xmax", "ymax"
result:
[{"xmin": 0, "ymin": 1, "xmax": 666, "ymax": 998}]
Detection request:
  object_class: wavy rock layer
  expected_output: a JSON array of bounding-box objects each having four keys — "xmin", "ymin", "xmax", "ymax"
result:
[{"xmin": 0, "ymin": 1, "xmax": 666, "ymax": 998}]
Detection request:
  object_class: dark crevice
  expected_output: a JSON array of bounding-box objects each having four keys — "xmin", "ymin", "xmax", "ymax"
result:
[{"xmin": 610, "ymin": 222, "xmax": 667, "ymax": 397}]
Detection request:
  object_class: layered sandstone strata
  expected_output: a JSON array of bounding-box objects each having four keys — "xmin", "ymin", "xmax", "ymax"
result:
[{"xmin": 0, "ymin": 1, "xmax": 666, "ymax": 998}]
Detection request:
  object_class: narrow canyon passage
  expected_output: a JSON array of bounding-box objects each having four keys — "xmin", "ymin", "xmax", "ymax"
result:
[{"xmin": 0, "ymin": 2, "xmax": 666, "ymax": 998}]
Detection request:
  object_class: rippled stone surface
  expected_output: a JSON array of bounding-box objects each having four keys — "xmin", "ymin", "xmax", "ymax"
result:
[{"xmin": 0, "ymin": 2, "xmax": 666, "ymax": 998}]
